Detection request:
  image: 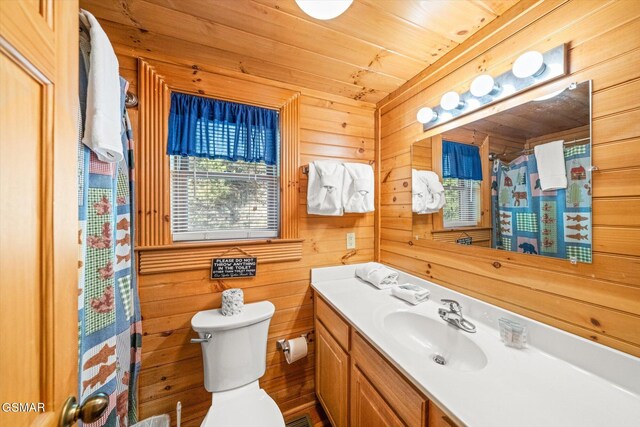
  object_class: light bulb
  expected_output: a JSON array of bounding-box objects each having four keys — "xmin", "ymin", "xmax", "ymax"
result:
[
  {"xmin": 416, "ymin": 107, "xmax": 437, "ymax": 124},
  {"xmin": 295, "ymin": 0, "xmax": 353, "ymax": 20},
  {"xmin": 534, "ymin": 88, "xmax": 564, "ymax": 101},
  {"xmin": 470, "ymin": 74, "xmax": 500, "ymax": 97},
  {"xmin": 440, "ymin": 91, "xmax": 464, "ymax": 110},
  {"xmin": 512, "ymin": 51, "xmax": 546, "ymax": 78}
]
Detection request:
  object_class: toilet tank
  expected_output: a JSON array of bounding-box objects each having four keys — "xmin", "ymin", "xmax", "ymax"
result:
[{"xmin": 191, "ymin": 301, "xmax": 275, "ymax": 392}]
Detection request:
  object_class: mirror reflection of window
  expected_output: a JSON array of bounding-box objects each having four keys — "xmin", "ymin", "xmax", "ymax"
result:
[
  {"xmin": 443, "ymin": 178, "xmax": 481, "ymax": 228},
  {"xmin": 441, "ymin": 140, "xmax": 483, "ymax": 229}
]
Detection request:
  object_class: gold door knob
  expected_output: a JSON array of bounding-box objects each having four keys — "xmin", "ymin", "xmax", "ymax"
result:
[{"xmin": 58, "ymin": 392, "xmax": 109, "ymax": 427}]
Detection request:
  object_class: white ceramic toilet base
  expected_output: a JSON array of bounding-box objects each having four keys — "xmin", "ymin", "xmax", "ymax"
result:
[{"xmin": 201, "ymin": 381, "xmax": 285, "ymax": 427}]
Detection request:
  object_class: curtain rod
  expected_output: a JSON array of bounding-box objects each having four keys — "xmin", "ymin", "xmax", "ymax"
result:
[{"xmin": 489, "ymin": 137, "xmax": 590, "ymax": 161}]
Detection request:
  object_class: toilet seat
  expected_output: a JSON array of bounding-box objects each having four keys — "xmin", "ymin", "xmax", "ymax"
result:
[{"xmin": 201, "ymin": 383, "xmax": 285, "ymax": 427}]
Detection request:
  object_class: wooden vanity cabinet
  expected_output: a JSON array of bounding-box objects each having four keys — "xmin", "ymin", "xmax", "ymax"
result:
[
  {"xmin": 315, "ymin": 297, "xmax": 350, "ymax": 427},
  {"xmin": 315, "ymin": 294, "xmax": 457, "ymax": 427},
  {"xmin": 351, "ymin": 364, "xmax": 405, "ymax": 427},
  {"xmin": 428, "ymin": 402, "xmax": 459, "ymax": 427}
]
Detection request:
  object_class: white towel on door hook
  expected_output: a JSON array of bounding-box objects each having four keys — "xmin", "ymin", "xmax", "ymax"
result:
[
  {"xmin": 79, "ymin": 9, "xmax": 123, "ymax": 163},
  {"xmin": 307, "ymin": 160, "xmax": 344, "ymax": 216},
  {"xmin": 342, "ymin": 163, "xmax": 374, "ymax": 213}
]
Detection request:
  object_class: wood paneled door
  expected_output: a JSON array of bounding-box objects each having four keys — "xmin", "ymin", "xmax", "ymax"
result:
[{"xmin": 0, "ymin": 1, "xmax": 79, "ymax": 426}]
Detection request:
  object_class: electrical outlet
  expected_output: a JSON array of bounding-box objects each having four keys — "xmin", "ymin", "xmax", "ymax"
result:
[{"xmin": 346, "ymin": 232, "xmax": 356, "ymax": 249}]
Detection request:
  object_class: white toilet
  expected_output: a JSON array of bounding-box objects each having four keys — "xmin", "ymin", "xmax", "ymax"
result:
[{"xmin": 191, "ymin": 301, "xmax": 285, "ymax": 427}]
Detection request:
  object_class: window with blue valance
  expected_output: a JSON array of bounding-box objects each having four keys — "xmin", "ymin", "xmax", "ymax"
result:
[
  {"xmin": 442, "ymin": 140, "xmax": 483, "ymax": 181},
  {"xmin": 167, "ymin": 92, "xmax": 279, "ymax": 165},
  {"xmin": 167, "ymin": 93, "xmax": 280, "ymax": 242}
]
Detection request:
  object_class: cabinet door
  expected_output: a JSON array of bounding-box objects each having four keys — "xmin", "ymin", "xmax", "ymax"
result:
[
  {"xmin": 428, "ymin": 401, "xmax": 459, "ymax": 427},
  {"xmin": 351, "ymin": 365, "xmax": 405, "ymax": 427},
  {"xmin": 316, "ymin": 321, "xmax": 349, "ymax": 427}
]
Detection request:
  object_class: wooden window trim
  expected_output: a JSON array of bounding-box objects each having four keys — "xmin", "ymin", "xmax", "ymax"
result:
[{"xmin": 136, "ymin": 59, "xmax": 301, "ymax": 269}]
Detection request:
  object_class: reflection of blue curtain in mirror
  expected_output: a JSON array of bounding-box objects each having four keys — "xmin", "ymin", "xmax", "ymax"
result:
[
  {"xmin": 442, "ymin": 140, "xmax": 482, "ymax": 180},
  {"xmin": 491, "ymin": 145, "xmax": 592, "ymax": 262},
  {"xmin": 442, "ymin": 141, "xmax": 483, "ymax": 227}
]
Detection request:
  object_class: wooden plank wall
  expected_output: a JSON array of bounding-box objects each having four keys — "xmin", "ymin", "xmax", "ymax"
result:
[
  {"xmin": 116, "ymin": 55, "xmax": 375, "ymax": 426},
  {"xmin": 378, "ymin": 0, "xmax": 640, "ymax": 357}
]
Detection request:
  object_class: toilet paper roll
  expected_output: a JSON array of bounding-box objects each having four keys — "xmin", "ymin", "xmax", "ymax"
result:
[
  {"xmin": 221, "ymin": 288, "xmax": 244, "ymax": 316},
  {"xmin": 284, "ymin": 336, "xmax": 308, "ymax": 364}
]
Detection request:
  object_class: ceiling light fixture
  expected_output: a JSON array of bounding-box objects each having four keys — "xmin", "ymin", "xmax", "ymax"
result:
[
  {"xmin": 440, "ymin": 91, "xmax": 464, "ymax": 111},
  {"xmin": 416, "ymin": 44, "xmax": 568, "ymax": 132},
  {"xmin": 416, "ymin": 107, "xmax": 437, "ymax": 124},
  {"xmin": 512, "ymin": 51, "xmax": 546, "ymax": 78},
  {"xmin": 295, "ymin": 0, "xmax": 353, "ymax": 20},
  {"xmin": 470, "ymin": 74, "xmax": 500, "ymax": 97}
]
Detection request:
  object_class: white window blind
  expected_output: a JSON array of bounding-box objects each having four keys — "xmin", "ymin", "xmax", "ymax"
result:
[
  {"xmin": 442, "ymin": 178, "xmax": 481, "ymax": 228},
  {"xmin": 170, "ymin": 156, "xmax": 279, "ymax": 241}
]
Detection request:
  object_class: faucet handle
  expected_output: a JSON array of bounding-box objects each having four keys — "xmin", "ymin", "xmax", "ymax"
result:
[{"xmin": 441, "ymin": 299, "xmax": 461, "ymax": 312}]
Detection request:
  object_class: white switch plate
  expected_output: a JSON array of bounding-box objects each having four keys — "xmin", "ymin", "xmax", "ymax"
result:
[{"xmin": 346, "ymin": 232, "xmax": 356, "ymax": 249}]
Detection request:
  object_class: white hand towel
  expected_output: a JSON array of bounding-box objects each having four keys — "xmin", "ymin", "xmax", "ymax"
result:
[
  {"xmin": 355, "ymin": 262, "xmax": 399, "ymax": 289},
  {"xmin": 412, "ymin": 170, "xmax": 446, "ymax": 214},
  {"xmin": 79, "ymin": 9, "xmax": 123, "ymax": 163},
  {"xmin": 342, "ymin": 163, "xmax": 374, "ymax": 213},
  {"xmin": 534, "ymin": 140, "xmax": 567, "ymax": 191},
  {"xmin": 391, "ymin": 284, "xmax": 430, "ymax": 305},
  {"xmin": 307, "ymin": 161, "xmax": 344, "ymax": 216}
]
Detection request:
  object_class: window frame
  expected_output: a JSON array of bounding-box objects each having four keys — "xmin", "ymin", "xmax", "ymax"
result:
[{"xmin": 136, "ymin": 58, "xmax": 300, "ymax": 252}]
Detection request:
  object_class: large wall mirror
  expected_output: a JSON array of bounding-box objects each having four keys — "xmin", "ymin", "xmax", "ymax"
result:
[{"xmin": 412, "ymin": 81, "xmax": 593, "ymax": 263}]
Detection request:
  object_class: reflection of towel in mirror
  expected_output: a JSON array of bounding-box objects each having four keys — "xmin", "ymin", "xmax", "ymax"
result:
[
  {"xmin": 355, "ymin": 262, "xmax": 399, "ymax": 289},
  {"xmin": 342, "ymin": 163, "xmax": 374, "ymax": 213},
  {"xmin": 307, "ymin": 161, "xmax": 344, "ymax": 216},
  {"xmin": 534, "ymin": 140, "xmax": 567, "ymax": 191},
  {"xmin": 412, "ymin": 169, "xmax": 445, "ymax": 214}
]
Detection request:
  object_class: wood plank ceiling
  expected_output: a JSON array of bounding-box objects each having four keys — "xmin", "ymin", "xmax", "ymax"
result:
[{"xmin": 80, "ymin": 0, "xmax": 519, "ymax": 103}]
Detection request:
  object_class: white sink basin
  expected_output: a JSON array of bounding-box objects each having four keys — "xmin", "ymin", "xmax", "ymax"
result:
[{"xmin": 383, "ymin": 311, "xmax": 488, "ymax": 372}]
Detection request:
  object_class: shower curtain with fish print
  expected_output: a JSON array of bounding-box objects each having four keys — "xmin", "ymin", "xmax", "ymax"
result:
[
  {"xmin": 77, "ymin": 77, "xmax": 142, "ymax": 425},
  {"xmin": 491, "ymin": 144, "xmax": 592, "ymax": 262}
]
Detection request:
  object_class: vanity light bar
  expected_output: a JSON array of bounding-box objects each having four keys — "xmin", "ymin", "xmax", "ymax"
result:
[{"xmin": 420, "ymin": 44, "xmax": 567, "ymax": 131}]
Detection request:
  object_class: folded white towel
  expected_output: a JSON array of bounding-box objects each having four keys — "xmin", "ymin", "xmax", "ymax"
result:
[
  {"xmin": 412, "ymin": 169, "xmax": 446, "ymax": 214},
  {"xmin": 342, "ymin": 163, "xmax": 374, "ymax": 213},
  {"xmin": 534, "ymin": 140, "xmax": 567, "ymax": 191},
  {"xmin": 355, "ymin": 262, "xmax": 399, "ymax": 289},
  {"xmin": 391, "ymin": 284, "xmax": 430, "ymax": 305},
  {"xmin": 307, "ymin": 161, "xmax": 344, "ymax": 216},
  {"xmin": 79, "ymin": 9, "xmax": 123, "ymax": 163}
]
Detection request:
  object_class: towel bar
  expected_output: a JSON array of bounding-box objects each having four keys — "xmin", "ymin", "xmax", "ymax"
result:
[{"xmin": 301, "ymin": 160, "xmax": 374, "ymax": 175}]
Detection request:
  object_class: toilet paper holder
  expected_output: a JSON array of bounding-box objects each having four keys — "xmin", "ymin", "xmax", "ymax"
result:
[{"xmin": 276, "ymin": 333, "xmax": 311, "ymax": 354}]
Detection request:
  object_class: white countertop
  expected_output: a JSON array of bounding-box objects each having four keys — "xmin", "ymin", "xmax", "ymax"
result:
[{"xmin": 311, "ymin": 264, "xmax": 640, "ymax": 427}]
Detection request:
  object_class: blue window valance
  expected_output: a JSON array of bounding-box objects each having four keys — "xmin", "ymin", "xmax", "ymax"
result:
[
  {"xmin": 167, "ymin": 92, "xmax": 279, "ymax": 165},
  {"xmin": 442, "ymin": 140, "xmax": 483, "ymax": 181}
]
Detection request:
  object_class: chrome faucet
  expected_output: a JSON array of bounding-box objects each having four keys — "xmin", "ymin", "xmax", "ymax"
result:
[{"xmin": 438, "ymin": 299, "xmax": 476, "ymax": 333}]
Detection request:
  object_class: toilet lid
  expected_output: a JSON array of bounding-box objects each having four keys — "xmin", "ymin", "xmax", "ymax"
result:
[{"xmin": 202, "ymin": 388, "xmax": 285, "ymax": 427}]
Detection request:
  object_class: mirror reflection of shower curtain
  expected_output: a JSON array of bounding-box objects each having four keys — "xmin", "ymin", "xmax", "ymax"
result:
[{"xmin": 491, "ymin": 144, "xmax": 592, "ymax": 262}]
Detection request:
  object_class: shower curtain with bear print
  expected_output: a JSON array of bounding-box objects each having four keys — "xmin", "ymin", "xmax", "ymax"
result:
[
  {"xmin": 491, "ymin": 145, "xmax": 592, "ymax": 262},
  {"xmin": 77, "ymin": 74, "xmax": 142, "ymax": 425}
]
